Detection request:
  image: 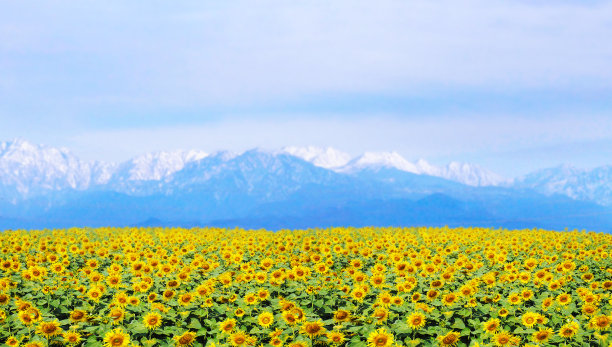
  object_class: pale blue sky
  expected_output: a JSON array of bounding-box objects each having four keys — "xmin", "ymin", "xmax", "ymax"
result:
[{"xmin": 1, "ymin": 1, "xmax": 612, "ymax": 177}]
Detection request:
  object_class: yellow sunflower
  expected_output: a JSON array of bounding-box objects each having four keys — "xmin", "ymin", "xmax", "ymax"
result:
[
  {"xmin": 482, "ymin": 318, "xmax": 500, "ymax": 334},
  {"xmin": 36, "ymin": 320, "xmax": 62, "ymax": 338},
  {"xmin": 229, "ymin": 331, "xmax": 250, "ymax": 346},
  {"xmin": 219, "ymin": 318, "xmax": 237, "ymax": 333},
  {"xmin": 63, "ymin": 331, "xmax": 82, "ymax": 345},
  {"xmin": 590, "ymin": 314, "xmax": 612, "ymax": 331},
  {"xmin": 173, "ymin": 331, "xmax": 196, "ymax": 347},
  {"xmin": 406, "ymin": 312, "xmax": 426, "ymax": 330},
  {"xmin": 559, "ymin": 322, "xmax": 579, "ymax": 339},
  {"xmin": 367, "ymin": 328, "xmax": 394, "ymax": 347},
  {"xmin": 143, "ymin": 311, "xmax": 162, "ymax": 330},
  {"xmin": 531, "ymin": 328, "xmax": 553, "ymax": 343},
  {"xmin": 437, "ymin": 331, "xmax": 460, "ymax": 347},
  {"xmin": 258, "ymin": 311, "xmax": 274, "ymax": 328},
  {"xmin": 327, "ymin": 331, "xmax": 346, "ymax": 345},
  {"xmin": 333, "ymin": 309, "xmax": 351, "ymax": 322},
  {"xmin": 300, "ymin": 320, "xmax": 326, "ymax": 338},
  {"xmin": 103, "ymin": 328, "xmax": 131, "ymax": 347},
  {"xmin": 492, "ymin": 331, "xmax": 518, "ymax": 346}
]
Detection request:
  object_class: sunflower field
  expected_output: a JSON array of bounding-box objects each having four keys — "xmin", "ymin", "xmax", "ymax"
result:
[{"xmin": 0, "ymin": 227, "xmax": 611, "ymax": 347}]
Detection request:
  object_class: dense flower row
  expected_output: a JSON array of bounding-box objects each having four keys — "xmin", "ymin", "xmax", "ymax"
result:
[{"xmin": 0, "ymin": 226, "xmax": 611, "ymax": 346}]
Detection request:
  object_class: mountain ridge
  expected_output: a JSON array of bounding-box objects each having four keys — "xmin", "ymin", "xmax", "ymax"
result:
[{"xmin": 1, "ymin": 139, "xmax": 612, "ymax": 232}]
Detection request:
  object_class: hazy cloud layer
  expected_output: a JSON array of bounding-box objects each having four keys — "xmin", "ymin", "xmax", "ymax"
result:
[{"xmin": 1, "ymin": 1, "xmax": 611, "ymax": 176}]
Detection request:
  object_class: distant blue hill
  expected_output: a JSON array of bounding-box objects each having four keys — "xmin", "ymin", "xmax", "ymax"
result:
[{"xmin": 1, "ymin": 144, "xmax": 611, "ymax": 232}]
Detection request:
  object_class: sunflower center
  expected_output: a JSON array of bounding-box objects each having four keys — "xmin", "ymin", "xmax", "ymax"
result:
[
  {"xmin": 111, "ymin": 337, "xmax": 124, "ymax": 346},
  {"xmin": 375, "ymin": 336, "xmax": 388, "ymax": 345}
]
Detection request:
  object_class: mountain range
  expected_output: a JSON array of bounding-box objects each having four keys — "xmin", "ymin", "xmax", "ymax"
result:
[{"xmin": 1, "ymin": 139, "xmax": 611, "ymax": 232}]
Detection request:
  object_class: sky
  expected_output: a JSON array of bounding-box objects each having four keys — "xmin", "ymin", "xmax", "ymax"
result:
[{"xmin": 1, "ymin": 1, "xmax": 611, "ymax": 178}]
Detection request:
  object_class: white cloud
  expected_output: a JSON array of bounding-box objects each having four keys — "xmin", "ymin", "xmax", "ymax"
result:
[
  {"xmin": 66, "ymin": 114, "xmax": 612, "ymax": 175},
  {"xmin": 0, "ymin": 0, "xmax": 611, "ymax": 107}
]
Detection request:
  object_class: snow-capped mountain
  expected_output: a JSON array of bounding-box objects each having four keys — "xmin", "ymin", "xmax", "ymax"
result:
[
  {"xmin": 111, "ymin": 150, "xmax": 208, "ymax": 182},
  {"xmin": 515, "ymin": 164, "xmax": 612, "ymax": 206},
  {"xmin": 439, "ymin": 162, "xmax": 508, "ymax": 187},
  {"xmin": 1, "ymin": 140, "xmax": 612, "ymax": 231},
  {"xmin": 332, "ymin": 150, "xmax": 507, "ymax": 186},
  {"xmin": 0, "ymin": 139, "xmax": 103, "ymax": 196},
  {"xmin": 169, "ymin": 149, "xmax": 342, "ymax": 201},
  {"xmin": 0, "ymin": 140, "xmax": 210, "ymax": 197},
  {"xmin": 339, "ymin": 151, "xmax": 421, "ymax": 174},
  {"xmin": 282, "ymin": 146, "xmax": 351, "ymax": 169}
]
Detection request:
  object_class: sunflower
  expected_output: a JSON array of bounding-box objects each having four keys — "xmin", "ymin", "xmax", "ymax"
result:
[
  {"xmin": 558, "ymin": 322, "xmax": 579, "ymax": 339},
  {"xmin": 406, "ymin": 312, "xmax": 426, "ymax": 330},
  {"xmin": 541, "ymin": 297, "xmax": 553, "ymax": 311},
  {"xmin": 351, "ymin": 287, "xmax": 366, "ymax": 302},
  {"xmin": 69, "ymin": 309, "xmax": 87, "ymax": 323},
  {"xmin": 143, "ymin": 311, "xmax": 162, "ymax": 330},
  {"xmin": 556, "ymin": 293, "xmax": 572, "ymax": 306},
  {"xmin": 327, "ymin": 331, "xmax": 346, "ymax": 345},
  {"xmin": 442, "ymin": 293, "xmax": 458, "ymax": 306},
  {"xmin": 521, "ymin": 312, "xmax": 538, "ymax": 328},
  {"xmin": 178, "ymin": 293, "xmax": 194, "ymax": 306},
  {"xmin": 103, "ymin": 328, "xmax": 131, "ymax": 347},
  {"xmin": 391, "ymin": 296, "xmax": 404, "ymax": 306},
  {"xmin": 378, "ymin": 292, "xmax": 393, "ymax": 307},
  {"xmin": 219, "ymin": 318, "xmax": 237, "ymax": 333},
  {"xmin": 163, "ymin": 289, "xmax": 176, "ymax": 301},
  {"xmin": 372, "ymin": 307, "xmax": 389, "ymax": 324},
  {"xmin": 108, "ymin": 307, "xmax": 125, "ymax": 325},
  {"xmin": 17, "ymin": 310, "xmax": 34, "ymax": 325},
  {"xmin": 63, "ymin": 331, "xmax": 82, "ymax": 345},
  {"xmin": 367, "ymin": 328, "xmax": 394, "ymax": 347},
  {"xmin": 5, "ymin": 336, "xmax": 19, "ymax": 346},
  {"xmin": 370, "ymin": 274, "xmax": 385, "ymax": 288},
  {"xmin": 257, "ymin": 289, "xmax": 270, "ymax": 301},
  {"xmin": 426, "ymin": 289, "xmax": 439, "ymax": 301},
  {"xmin": 482, "ymin": 318, "xmax": 500, "ymax": 334},
  {"xmin": 229, "ymin": 331, "xmax": 250, "ymax": 346},
  {"xmin": 173, "ymin": 331, "xmax": 196, "ymax": 347},
  {"xmin": 114, "ymin": 292, "xmax": 129, "ymax": 307},
  {"xmin": 36, "ymin": 319, "xmax": 62, "ymax": 338},
  {"xmin": 290, "ymin": 307, "xmax": 305, "ymax": 322},
  {"xmin": 26, "ymin": 307, "xmax": 41, "ymax": 322},
  {"xmin": 147, "ymin": 292, "xmax": 158, "ymax": 303},
  {"xmin": 492, "ymin": 331, "xmax": 517, "ymax": 346},
  {"xmin": 0, "ymin": 294, "xmax": 10, "ymax": 306},
  {"xmin": 300, "ymin": 320, "xmax": 326, "ymax": 338},
  {"xmin": 243, "ymin": 293, "xmax": 258, "ymax": 305},
  {"xmin": 531, "ymin": 328, "xmax": 552, "ymax": 343},
  {"xmin": 107, "ymin": 274, "xmax": 121, "ymax": 288},
  {"xmin": 258, "ymin": 311, "xmax": 274, "ymax": 328},
  {"xmin": 333, "ymin": 309, "xmax": 351, "ymax": 322},
  {"xmin": 507, "ymin": 293, "xmax": 522, "ymax": 305},
  {"xmin": 437, "ymin": 331, "xmax": 460, "ymax": 347},
  {"xmin": 87, "ymin": 287, "xmax": 102, "ymax": 302},
  {"xmin": 590, "ymin": 314, "xmax": 612, "ymax": 331}
]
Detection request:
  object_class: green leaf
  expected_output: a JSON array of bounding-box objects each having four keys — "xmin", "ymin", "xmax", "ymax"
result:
[
  {"xmin": 451, "ymin": 318, "xmax": 465, "ymax": 329},
  {"xmin": 188, "ymin": 318, "xmax": 202, "ymax": 329}
]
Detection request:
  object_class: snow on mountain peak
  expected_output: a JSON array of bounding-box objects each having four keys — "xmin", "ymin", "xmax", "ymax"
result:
[
  {"xmin": 441, "ymin": 162, "xmax": 508, "ymax": 187},
  {"xmin": 0, "ymin": 139, "xmax": 96, "ymax": 194},
  {"xmin": 0, "ymin": 140, "xmax": 512, "ymax": 201},
  {"xmin": 282, "ymin": 146, "xmax": 351, "ymax": 169},
  {"xmin": 116, "ymin": 150, "xmax": 209, "ymax": 181},
  {"xmin": 338, "ymin": 151, "xmax": 419, "ymax": 174}
]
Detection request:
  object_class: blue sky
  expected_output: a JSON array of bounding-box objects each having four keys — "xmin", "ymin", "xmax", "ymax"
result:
[{"xmin": 1, "ymin": 1, "xmax": 612, "ymax": 177}]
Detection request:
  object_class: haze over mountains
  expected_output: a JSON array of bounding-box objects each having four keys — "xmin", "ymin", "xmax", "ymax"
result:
[{"xmin": 1, "ymin": 139, "xmax": 611, "ymax": 232}]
